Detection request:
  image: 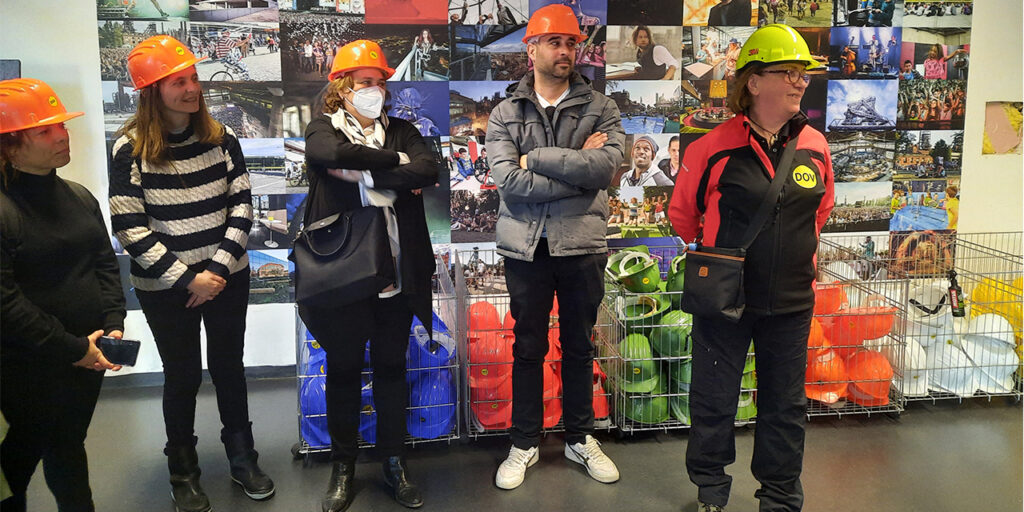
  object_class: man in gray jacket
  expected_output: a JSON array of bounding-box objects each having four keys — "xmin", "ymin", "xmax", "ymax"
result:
[{"xmin": 485, "ymin": 3, "xmax": 626, "ymax": 491}]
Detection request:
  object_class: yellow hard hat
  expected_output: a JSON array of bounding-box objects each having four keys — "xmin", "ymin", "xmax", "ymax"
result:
[{"xmin": 736, "ymin": 24, "xmax": 821, "ymax": 72}]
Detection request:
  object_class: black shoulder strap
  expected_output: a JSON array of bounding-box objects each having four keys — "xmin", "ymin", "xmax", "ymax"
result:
[{"xmin": 736, "ymin": 132, "xmax": 801, "ymax": 250}]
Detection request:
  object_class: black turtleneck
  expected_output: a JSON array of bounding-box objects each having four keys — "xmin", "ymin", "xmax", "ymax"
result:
[{"xmin": 1, "ymin": 167, "xmax": 126, "ymax": 366}]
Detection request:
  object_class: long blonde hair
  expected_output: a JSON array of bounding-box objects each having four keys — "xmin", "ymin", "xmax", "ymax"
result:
[{"xmin": 115, "ymin": 84, "xmax": 224, "ymax": 165}]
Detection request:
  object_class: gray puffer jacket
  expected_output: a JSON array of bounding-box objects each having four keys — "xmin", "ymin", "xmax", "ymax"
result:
[{"xmin": 485, "ymin": 72, "xmax": 625, "ymax": 262}]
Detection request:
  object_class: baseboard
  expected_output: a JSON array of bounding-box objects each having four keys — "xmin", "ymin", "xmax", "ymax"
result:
[{"xmin": 102, "ymin": 365, "xmax": 297, "ymax": 388}]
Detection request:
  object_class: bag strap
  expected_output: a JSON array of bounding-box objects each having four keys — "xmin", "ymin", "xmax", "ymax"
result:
[{"xmin": 736, "ymin": 131, "xmax": 802, "ymax": 250}]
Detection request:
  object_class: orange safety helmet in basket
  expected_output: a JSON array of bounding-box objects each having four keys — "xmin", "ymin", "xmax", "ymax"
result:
[
  {"xmin": 0, "ymin": 78, "xmax": 84, "ymax": 134},
  {"xmin": 805, "ymin": 349, "xmax": 848, "ymax": 404},
  {"xmin": 542, "ymin": 362, "xmax": 563, "ymax": 428},
  {"xmin": 469, "ymin": 300, "xmax": 501, "ymax": 333},
  {"xmin": 818, "ymin": 313, "xmax": 865, "ymax": 359},
  {"xmin": 592, "ymin": 361, "xmax": 610, "ymax": 419},
  {"xmin": 807, "ymin": 317, "xmax": 831, "ymax": 358},
  {"xmin": 813, "ymin": 282, "xmax": 848, "ymax": 315},
  {"xmin": 845, "ymin": 349, "xmax": 894, "ymax": 407},
  {"xmin": 328, "ymin": 39, "xmax": 396, "ymax": 81},
  {"xmin": 522, "ymin": 3, "xmax": 585, "ymax": 44},
  {"xmin": 471, "ymin": 375, "xmax": 513, "ymax": 429},
  {"xmin": 468, "ymin": 331, "xmax": 512, "ymax": 388},
  {"xmin": 127, "ymin": 35, "xmax": 207, "ymax": 90}
]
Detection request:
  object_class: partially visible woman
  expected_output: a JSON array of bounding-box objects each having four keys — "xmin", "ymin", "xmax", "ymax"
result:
[
  {"xmin": 301, "ymin": 39, "xmax": 439, "ymax": 512},
  {"xmin": 108, "ymin": 35, "xmax": 273, "ymax": 512},
  {"xmin": 0, "ymin": 78, "xmax": 125, "ymax": 512}
]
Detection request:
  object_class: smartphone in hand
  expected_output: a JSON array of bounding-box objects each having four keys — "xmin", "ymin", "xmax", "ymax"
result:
[{"xmin": 98, "ymin": 336, "xmax": 141, "ymax": 367}]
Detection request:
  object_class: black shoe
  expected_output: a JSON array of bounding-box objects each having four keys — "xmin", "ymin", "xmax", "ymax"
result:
[
  {"xmin": 382, "ymin": 456, "xmax": 423, "ymax": 509},
  {"xmin": 321, "ymin": 462, "xmax": 356, "ymax": 512},
  {"xmin": 165, "ymin": 441, "xmax": 212, "ymax": 512},
  {"xmin": 223, "ymin": 424, "xmax": 276, "ymax": 500}
]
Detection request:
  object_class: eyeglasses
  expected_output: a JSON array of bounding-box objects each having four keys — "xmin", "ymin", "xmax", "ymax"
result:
[{"xmin": 760, "ymin": 68, "xmax": 811, "ymax": 85}]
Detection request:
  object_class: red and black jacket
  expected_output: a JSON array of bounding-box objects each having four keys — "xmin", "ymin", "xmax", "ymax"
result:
[{"xmin": 669, "ymin": 112, "xmax": 835, "ymax": 315}]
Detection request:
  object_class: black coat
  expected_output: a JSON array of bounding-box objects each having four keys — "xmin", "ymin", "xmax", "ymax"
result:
[{"xmin": 303, "ymin": 115, "xmax": 439, "ymax": 326}]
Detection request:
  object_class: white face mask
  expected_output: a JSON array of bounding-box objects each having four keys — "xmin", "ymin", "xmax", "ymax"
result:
[{"xmin": 345, "ymin": 86, "xmax": 385, "ymax": 119}]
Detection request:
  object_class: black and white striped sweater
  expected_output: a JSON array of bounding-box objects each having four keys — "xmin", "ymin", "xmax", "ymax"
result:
[{"xmin": 109, "ymin": 125, "xmax": 252, "ymax": 291}]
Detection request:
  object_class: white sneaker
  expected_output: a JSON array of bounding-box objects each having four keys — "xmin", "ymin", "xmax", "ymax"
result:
[
  {"xmin": 564, "ymin": 435, "xmax": 620, "ymax": 483},
  {"xmin": 495, "ymin": 445, "xmax": 539, "ymax": 490}
]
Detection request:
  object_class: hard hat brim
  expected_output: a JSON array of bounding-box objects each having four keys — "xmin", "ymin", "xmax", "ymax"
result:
[
  {"xmin": 328, "ymin": 65, "xmax": 397, "ymax": 82},
  {"xmin": 0, "ymin": 110, "xmax": 84, "ymax": 134},
  {"xmin": 133, "ymin": 55, "xmax": 208, "ymax": 91}
]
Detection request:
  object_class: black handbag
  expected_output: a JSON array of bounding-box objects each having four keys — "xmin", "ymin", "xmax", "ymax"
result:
[
  {"xmin": 681, "ymin": 132, "xmax": 801, "ymax": 323},
  {"xmin": 289, "ymin": 189, "xmax": 396, "ymax": 308}
]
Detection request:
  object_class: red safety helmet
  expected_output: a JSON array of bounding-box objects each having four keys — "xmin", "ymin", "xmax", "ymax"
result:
[
  {"xmin": 845, "ymin": 350, "xmax": 894, "ymax": 407},
  {"xmin": 0, "ymin": 78, "xmax": 83, "ymax": 134},
  {"xmin": 470, "ymin": 375, "xmax": 513, "ymax": 430},
  {"xmin": 468, "ymin": 331, "xmax": 512, "ymax": 388},
  {"xmin": 805, "ymin": 350, "xmax": 848, "ymax": 404}
]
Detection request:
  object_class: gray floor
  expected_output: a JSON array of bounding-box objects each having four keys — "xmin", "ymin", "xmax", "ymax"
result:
[{"xmin": 27, "ymin": 378, "xmax": 1023, "ymax": 512}]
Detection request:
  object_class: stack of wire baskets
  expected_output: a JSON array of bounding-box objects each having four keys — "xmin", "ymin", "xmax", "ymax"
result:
[
  {"xmin": 454, "ymin": 247, "xmax": 619, "ymax": 438},
  {"xmin": 292, "ymin": 254, "xmax": 461, "ymax": 464}
]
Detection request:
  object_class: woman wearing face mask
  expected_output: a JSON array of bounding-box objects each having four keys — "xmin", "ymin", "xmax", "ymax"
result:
[
  {"xmin": 0, "ymin": 78, "xmax": 125, "ymax": 512},
  {"xmin": 302, "ymin": 39, "xmax": 439, "ymax": 512},
  {"xmin": 108, "ymin": 35, "xmax": 273, "ymax": 512}
]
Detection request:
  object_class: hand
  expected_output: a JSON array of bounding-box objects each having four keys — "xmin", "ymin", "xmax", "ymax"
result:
[
  {"xmin": 108, "ymin": 330, "xmax": 123, "ymax": 339},
  {"xmin": 411, "ymin": 189, "xmax": 423, "ymax": 195},
  {"xmin": 519, "ymin": 154, "xmax": 528, "ymax": 169},
  {"xmin": 582, "ymin": 132, "xmax": 608, "ymax": 150},
  {"xmin": 186, "ymin": 270, "xmax": 226, "ymax": 307},
  {"xmin": 327, "ymin": 168, "xmax": 363, "ymax": 182},
  {"xmin": 74, "ymin": 330, "xmax": 120, "ymax": 372}
]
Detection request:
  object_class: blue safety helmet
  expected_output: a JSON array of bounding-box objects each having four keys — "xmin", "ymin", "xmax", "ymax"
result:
[{"xmin": 407, "ymin": 369, "xmax": 456, "ymax": 440}]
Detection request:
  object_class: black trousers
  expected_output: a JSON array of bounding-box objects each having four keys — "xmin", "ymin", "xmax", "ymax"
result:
[
  {"xmin": 299, "ymin": 294, "xmax": 413, "ymax": 462},
  {"xmin": 1, "ymin": 365, "xmax": 104, "ymax": 512},
  {"xmin": 686, "ymin": 307, "xmax": 813, "ymax": 512},
  {"xmin": 135, "ymin": 269, "xmax": 251, "ymax": 448},
  {"xmin": 504, "ymin": 238, "xmax": 607, "ymax": 449}
]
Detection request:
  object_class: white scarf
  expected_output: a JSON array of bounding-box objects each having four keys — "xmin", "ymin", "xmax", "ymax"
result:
[{"xmin": 328, "ymin": 108, "xmax": 402, "ymax": 298}]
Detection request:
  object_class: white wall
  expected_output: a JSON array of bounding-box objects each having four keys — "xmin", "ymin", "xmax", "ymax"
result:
[{"xmin": 957, "ymin": 0, "xmax": 1024, "ymax": 234}]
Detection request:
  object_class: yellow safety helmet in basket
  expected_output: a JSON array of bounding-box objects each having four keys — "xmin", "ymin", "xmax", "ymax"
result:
[{"xmin": 736, "ymin": 24, "xmax": 821, "ymax": 73}]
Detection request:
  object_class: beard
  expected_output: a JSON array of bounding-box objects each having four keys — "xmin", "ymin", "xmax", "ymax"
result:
[{"xmin": 537, "ymin": 57, "xmax": 574, "ymax": 80}]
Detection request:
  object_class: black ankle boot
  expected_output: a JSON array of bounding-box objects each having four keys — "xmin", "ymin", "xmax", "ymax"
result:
[
  {"xmin": 321, "ymin": 462, "xmax": 356, "ymax": 512},
  {"xmin": 222, "ymin": 424, "xmax": 276, "ymax": 500},
  {"xmin": 382, "ymin": 456, "xmax": 423, "ymax": 509},
  {"xmin": 165, "ymin": 442, "xmax": 211, "ymax": 512}
]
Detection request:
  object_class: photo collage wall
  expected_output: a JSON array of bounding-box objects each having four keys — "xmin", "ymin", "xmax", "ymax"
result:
[{"xmin": 95, "ymin": 0, "xmax": 974, "ymax": 306}]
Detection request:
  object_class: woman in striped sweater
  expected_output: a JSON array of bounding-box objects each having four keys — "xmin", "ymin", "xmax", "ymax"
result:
[{"xmin": 108, "ymin": 35, "xmax": 274, "ymax": 512}]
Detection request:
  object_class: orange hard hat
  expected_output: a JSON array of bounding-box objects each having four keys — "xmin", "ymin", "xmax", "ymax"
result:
[
  {"xmin": 522, "ymin": 4, "xmax": 585, "ymax": 44},
  {"xmin": 468, "ymin": 332, "xmax": 512, "ymax": 388},
  {"xmin": 470, "ymin": 375, "xmax": 513, "ymax": 429},
  {"xmin": 0, "ymin": 79, "xmax": 83, "ymax": 134},
  {"xmin": 813, "ymin": 282, "xmax": 848, "ymax": 315},
  {"xmin": 807, "ymin": 317, "xmax": 831, "ymax": 358},
  {"xmin": 805, "ymin": 350, "xmax": 848, "ymax": 404},
  {"xmin": 502, "ymin": 310, "xmax": 516, "ymax": 332},
  {"xmin": 592, "ymin": 361, "xmax": 610, "ymax": 419},
  {"xmin": 543, "ymin": 362, "xmax": 563, "ymax": 428},
  {"xmin": 127, "ymin": 35, "xmax": 206, "ymax": 90},
  {"xmin": 468, "ymin": 300, "xmax": 501, "ymax": 333},
  {"xmin": 328, "ymin": 40, "xmax": 395, "ymax": 81},
  {"xmin": 845, "ymin": 349, "xmax": 894, "ymax": 407}
]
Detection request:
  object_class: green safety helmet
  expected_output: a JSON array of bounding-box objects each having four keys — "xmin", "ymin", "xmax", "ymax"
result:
[
  {"xmin": 670, "ymin": 394, "xmax": 691, "ymax": 425},
  {"xmin": 744, "ymin": 342, "xmax": 756, "ymax": 373},
  {"xmin": 617, "ymin": 294, "xmax": 672, "ymax": 335},
  {"xmin": 740, "ymin": 370, "xmax": 757, "ymax": 390},
  {"xmin": 666, "ymin": 358, "xmax": 692, "ymax": 393},
  {"xmin": 649, "ymin": 310, "xmax": 693, "ymax": 357},
  {"xmin": 618, "ymin": 333, "xmax": 659, "ymax": 393},
  {"xmin": 665, "ymin": 255, "xmax": 686, "ymax": 308},
  {"xmin": 736, "ymin": 24, "xmax": 822, "ymax": 73},
  {"xmin": 618, "ymin": 253, "xmax": 662, "ymax": 293},
  {"xmin": 606, "ymin": 246, "xmax": 651, "ymax": 281},
  {"xmin": 735, "ymin": 391, "xmax": 758, "ymax": 421},
  {"xmin": 623, "ymin": 376, "xmax": 670, "ymax": 424}
]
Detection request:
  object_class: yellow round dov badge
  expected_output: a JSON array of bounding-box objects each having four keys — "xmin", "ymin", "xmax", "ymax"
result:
[
  {"xmin": 175, "ymin": 46, "xmax": 185, "ymax": 56},
  {"xmin": 792, "ymin": 165, "xmax": 817, "ymax": 189},
  {"xmin": 369, "ymin": 50, "xmax": 379, "ymax": 60},
  {"xmin": 47, "ymin": 96, "xmax": 58, "ymax": 107}
]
